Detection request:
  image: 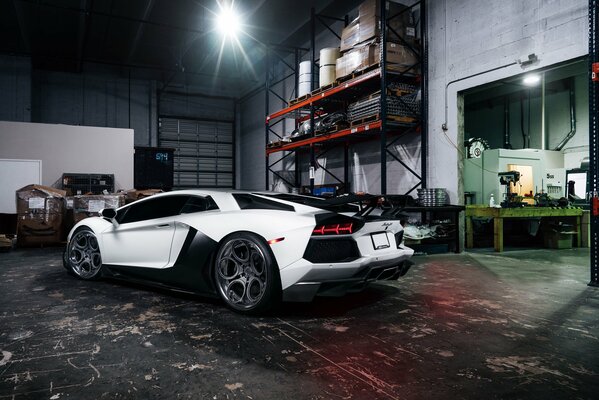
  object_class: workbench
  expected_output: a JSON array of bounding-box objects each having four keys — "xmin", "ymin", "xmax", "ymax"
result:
[{"xmin": 465, "ymin": 205, "xmax": 583, "ymax": 252}]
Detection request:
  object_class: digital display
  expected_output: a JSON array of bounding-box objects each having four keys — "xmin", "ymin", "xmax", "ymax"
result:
[{"xmin": 155, "ymin": 152, "xmax": 169, "ymax": 162}]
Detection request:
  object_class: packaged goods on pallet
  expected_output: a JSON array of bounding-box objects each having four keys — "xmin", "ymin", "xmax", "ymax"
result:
[
  {"xmin": 16, "ymin": 185, "xmax": 66, "ymax": 247},
  {"xmin": 336, "ymin": 40, "xmax": 418, "ymax": 79},
  {"xmin": 73, "ymin": 194, "xmax": 125, "ymax": 224},
  {"xmin": 336, "ymin": 42, "xmax": 377, "ymax": 78},
  {"xmin": 347, "ymin": 90, "xmax": 421, "ymax": 123},
  {"xmin": 62, "ymin": 173, "xmax": 114, "ymax": 195},
  {"xmin": 340, "ymin": 0, "xmax": 416, "ymax": 52},
  {"xmin": 124, "ymin": 189, "xmax": 163, "ymax": 204}
]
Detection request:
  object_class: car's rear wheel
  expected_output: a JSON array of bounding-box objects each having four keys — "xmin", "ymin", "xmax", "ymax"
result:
[
  {"xmin": 214, "ymin": 232, "xmax": 280, "ymax": 314},
  {"xmin": 66, "ymin": 227, "xmax": 103, "ymax": 280}
]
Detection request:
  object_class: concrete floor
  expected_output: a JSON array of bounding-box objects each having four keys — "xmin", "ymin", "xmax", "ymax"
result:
[{"xmin": 0, "ymin": 247, "xmax": 598, "ymax": 399}]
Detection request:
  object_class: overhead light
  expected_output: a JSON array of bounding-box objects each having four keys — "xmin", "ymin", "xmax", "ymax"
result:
[
  {"xmin": 215, "ymin": 3, "xmax": 241, "ymax": 39},
  {"xmin": 523, "ymin": 74, "xmax": 541, "ymax": 86}
]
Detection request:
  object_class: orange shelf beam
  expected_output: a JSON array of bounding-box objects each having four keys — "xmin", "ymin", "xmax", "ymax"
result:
[
  {"xmin": 266, "ymin": 120, "xmax": 383, "ymax": 155},
  {"xmin": 266, "ymin": 67, "xmax": 382, "ymax": 122}
]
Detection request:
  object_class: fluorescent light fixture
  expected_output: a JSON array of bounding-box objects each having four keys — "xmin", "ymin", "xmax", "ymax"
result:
[
  {"xmin": 216, "ymin": 3, "xmax": 241, "ymax": 38},
  {"xmin": 523, "ymin": 74, "xmax": 541, "ymax": 86}
]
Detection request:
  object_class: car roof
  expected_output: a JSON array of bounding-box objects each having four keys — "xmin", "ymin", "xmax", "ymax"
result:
[{"xmin": 126, "ymin": 189, "xmax": 325, "ymax": 213}]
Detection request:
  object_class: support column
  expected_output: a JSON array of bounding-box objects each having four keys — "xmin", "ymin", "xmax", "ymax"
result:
[{"xmin": 589, "ymin": 0, "xmax": 599, "ymax": 286}]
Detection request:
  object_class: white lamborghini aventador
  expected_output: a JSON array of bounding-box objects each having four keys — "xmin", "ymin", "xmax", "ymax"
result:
[{"xmin": 64, "ymin": 190, "xmax": 414, "ymax": 314}]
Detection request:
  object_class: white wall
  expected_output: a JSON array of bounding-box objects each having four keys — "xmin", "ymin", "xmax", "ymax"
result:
[
  {"xmin": 428, "ymin": 0, "xmax": 588, "ymax": 203},
  {"xmin": 0, "ymin": 121, "xmax": 134, "ymax": 190}
]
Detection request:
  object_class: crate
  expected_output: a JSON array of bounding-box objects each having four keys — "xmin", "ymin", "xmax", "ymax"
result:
[
  {"xmin": 543, "ymin": 230, "xmax": 573, "ymax": 249},
  {"xmin": 62, "ymin": 173, "xmax": 114, "ymax": 195},
  {"xmin": 134, "ymin": 147, "xmax": 174, "ymax": 190}
]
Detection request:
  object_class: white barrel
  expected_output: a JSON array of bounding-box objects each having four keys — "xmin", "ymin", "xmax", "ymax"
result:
[
  {"xmin": 298, "ymin": 82, "xmax": 312, "ymax": 97},
  {"xmin": 299, "ymin": 60, "xmax": 311, "ymax": 77},
  {"xmin": 298, "ymin": 60, "xmax": 312, "ymax": 97},
  {"xmin": 319, "ymin": 47, "xmax": 340, "ymax": 87}
]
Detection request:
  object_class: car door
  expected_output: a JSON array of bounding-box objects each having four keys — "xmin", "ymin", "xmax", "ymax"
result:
[{"xmin": 101, "ymin": 195, "xmax": 190, "ymax": 268}]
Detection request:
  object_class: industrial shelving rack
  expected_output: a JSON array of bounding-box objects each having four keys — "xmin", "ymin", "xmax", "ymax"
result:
[
  {"xmin": 264, "ymin": 0, "xmax": 427, "ymax": 196},
  {"xmin": 589, "ymin": 0, "xmax": 598, "ymax": 286}
]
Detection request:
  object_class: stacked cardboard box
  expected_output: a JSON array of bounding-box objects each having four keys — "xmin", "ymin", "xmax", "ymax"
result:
[
  {"xmin": 73, "ymin": 194, "xmax": 125, "ymax": 224},
  {"xmin": 336, "ymin": 40, "xmax": 417, "ymax": 77},
  {"xmin": 16, "ymin": 185, "xmax": 66, "ymax": 247},
  {"xmin": 337, "ymin": 0, "xmax": 418, "ymax": 79},
  {"xmin": 359, "ymin": 0, "xmax": 416, "ymax": 44},
  {"xmin": 124, "ymin": 189, "xmax": 163, "ymax": 204}
]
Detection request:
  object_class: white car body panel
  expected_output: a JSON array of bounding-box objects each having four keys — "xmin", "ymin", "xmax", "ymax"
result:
[
  {"xmin": 66, "ymin": 189, "xmax": 414, "ymax": 302},
  {"xmin": 101, "ymin": 216, "xmax": 177, "ymax": 268}
]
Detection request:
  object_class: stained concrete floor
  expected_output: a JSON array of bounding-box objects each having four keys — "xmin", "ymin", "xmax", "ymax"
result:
[{"xmin": 0, "ymin": 247, "xmax": 598, "ymax": 400}]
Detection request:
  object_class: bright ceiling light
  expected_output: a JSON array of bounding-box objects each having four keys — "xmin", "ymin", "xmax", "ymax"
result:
[
  {"xmin": 216, "ymin": 3, "xmax": 241, "ymax": 39},
  {"xmin": 523, "ymin": 74, "xmax": 541, "ymax": 86}
]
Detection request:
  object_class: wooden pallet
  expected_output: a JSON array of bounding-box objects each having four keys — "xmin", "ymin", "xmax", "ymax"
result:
[
  {"xmin": 266, "ymin": 139, "xmax": 291, "ymax": 149},
  {"xmin": 350, "ymin": 114, "xmax": 379, "ymax": 127},
  {"xmin": 288, "ymin": 93, "xmax": 310, "ymax": 106},
  {"xmin": 310, "ymin": 82, "xmax": 335, "ymax": 97},
  {"xmin": 314, "ymin": 122, "xmax": 350, "ymax": 137},
  {"xmin": 335, "ymin": 63, "xmax": 381, "ymax": 84},
  {"xmin": 388, "ymin": 114, "xmax": 418, "ymax": 124}
]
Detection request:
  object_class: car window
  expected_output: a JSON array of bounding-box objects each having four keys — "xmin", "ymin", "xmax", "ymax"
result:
[
  {"xmin": 117, "ymin": 195, "xmax": 190, "ymax": 224},
  {"xmin": 180, "ymin": 196, "xmax": 219, "ymax": 214},
  {"xmin": 232, "ymin": 193, "xmax": 294, "ymax": 212}
]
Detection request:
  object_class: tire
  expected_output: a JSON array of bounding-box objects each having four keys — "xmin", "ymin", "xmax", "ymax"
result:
[
  {"xmin": 214, "ymin": 232, "xmax": 281, "ymax": 314},
  {"xmin": 65, "ymin": 227, "xmax": 103, "ymax": 280}
]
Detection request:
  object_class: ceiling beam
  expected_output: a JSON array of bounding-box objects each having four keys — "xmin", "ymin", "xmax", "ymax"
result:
[
  {"xmin": 126, "ymin": 0, "xmax": 156, "ymax": 64},
  {"xmin": 16, "ymin": 0, "xmax": 204, "ymax": 35},
  {"xmin": 12, "ymin": 0, "xmax": 30, "ymax": 52}
]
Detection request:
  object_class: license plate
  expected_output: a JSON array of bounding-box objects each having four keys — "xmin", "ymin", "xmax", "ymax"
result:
[{"xmin": 371, "ymin": 232, "xmax": 390, "ymax": 250}]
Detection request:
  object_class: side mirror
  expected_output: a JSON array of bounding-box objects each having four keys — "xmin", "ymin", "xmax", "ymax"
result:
[{"xmin": 100, "ymin": 208, "xmax": 117, "ymax": 220}]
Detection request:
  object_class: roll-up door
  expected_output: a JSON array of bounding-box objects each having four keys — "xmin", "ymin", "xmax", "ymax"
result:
[{"xmin": 158, "ymin": 117, "xmax": 234, "ymax": 189}]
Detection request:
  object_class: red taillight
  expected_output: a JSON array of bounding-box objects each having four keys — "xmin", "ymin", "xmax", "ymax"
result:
[{"xmin": 312, "ymin": 222, "xmax": 354, "ymax": 235}]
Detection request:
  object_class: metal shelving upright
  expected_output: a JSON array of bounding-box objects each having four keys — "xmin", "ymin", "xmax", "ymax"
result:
[
  {"xmin": 589, "ymin": 0, "xmax": 599, "ymax": 286},
  {"xmin": 264, "ymin": 44, "xmax": 309, "ymax": 190},
  {"xmin": 265, "ymin": 0, "xmax": 427, "ymax": 196}
]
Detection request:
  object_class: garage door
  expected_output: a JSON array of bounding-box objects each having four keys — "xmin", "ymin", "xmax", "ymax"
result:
[{"xmin": 159, "ymin": 117, "xmax": 234, "ymax": 189}]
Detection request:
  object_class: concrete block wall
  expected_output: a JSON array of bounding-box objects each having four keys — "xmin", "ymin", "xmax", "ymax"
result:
[
  {"xmin": 0, "ymin": 56, "xmax": 31, "ymax": 122},
  {"xmin": 0, "ymin": 55, "xmax": 158, "ymax": 147},
  {"xmin": 0, "ymin": 55, "xmax": 238, "ymax": 151},
  {"xmin": 428, "ymin": 0, "xmax": 588, "ymax": 203}
]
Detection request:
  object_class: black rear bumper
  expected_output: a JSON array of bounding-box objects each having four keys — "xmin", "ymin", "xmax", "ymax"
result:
[{"xmin": 282, "ymin": 260, "xmax": 413, "ymax": 302}]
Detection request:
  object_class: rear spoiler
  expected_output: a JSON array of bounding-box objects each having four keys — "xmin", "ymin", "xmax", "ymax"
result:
[{"xmin": 321, "ymin": 194, "xmax": 411, "ymax": 220}]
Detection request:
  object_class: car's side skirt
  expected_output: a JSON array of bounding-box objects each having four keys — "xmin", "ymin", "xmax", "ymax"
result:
[{"xmin": 102, "ymin": 229, "xmax": 219, "ymax": 296}]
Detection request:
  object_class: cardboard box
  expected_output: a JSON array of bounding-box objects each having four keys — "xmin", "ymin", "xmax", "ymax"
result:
[
  {"xmin": 543, "ymin": 230, "xmax": 573, "ymax": 249},
  {"xmin": 357, "ymin": 15, "xmax": 380, "ymax": 45},
  {"xmin": 582, "ymin": 210, "xmax": 590, "ymax": 248},
  {"xmin": 360, "ymin": 0, "xmax": 414, "ymax": 30},
  {"xmin": 340, "ymin": 16, "xmax": 382, "ymax": 52},
  {"xmin": 374, "ymin": 41, "xmax": 419, "ymax": 73},
  {"xmin": 73, "ymin": 194, "xmax": 125, "ymax": 224},
  {"xmin": 336, "ymin": 40, "xmax": 417, "ymax": 78},
  {"xmin": 340, "ymin": 0, "xmax": 416, "ymax": 53},
  {"xmin": 16, "ymin": 184, "xmax": 66, "ymax": 215},
  {"xmin": 16, "ymin": 213, "xmax": 64, "ymax": 247},
  {"xmin": 124, "ymin": 189, "xmax": 163, "ymax": 204},
  {"xmin": 16, "ymin": 184, "xmax": 66, "ymax": 247},
  {"xmin": 340, "ymin": 17, "xmax": 361, "ymax": 52},
  {"xmin": 336, "ymin": 42, "xmax": 375, "ymax": 77}
]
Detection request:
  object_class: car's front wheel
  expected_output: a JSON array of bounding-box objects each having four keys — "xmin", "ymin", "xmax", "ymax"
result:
[
  {"xmin": 214, "ymin": 232, "xmax": 281, "ymax": 314},
  {"xmin": 65, "ymin": 227, "xmax": 103, "ymax": 280}
]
